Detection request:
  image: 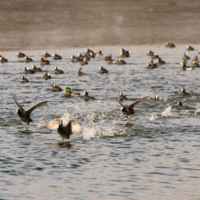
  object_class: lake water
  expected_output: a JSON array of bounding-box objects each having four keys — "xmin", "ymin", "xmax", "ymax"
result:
[{"xmin": 1, "ymin": 0, "xmax": 200, "ymax": 200}]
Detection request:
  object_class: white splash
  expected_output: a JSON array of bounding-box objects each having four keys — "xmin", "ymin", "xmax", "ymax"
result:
[
  {"xmin": 150, "ymin": 113, "xmax": 158, "ymax": 121},
  {"xmin": 161, "ymin": 106, "xmax": 172, "ymax": 117}
]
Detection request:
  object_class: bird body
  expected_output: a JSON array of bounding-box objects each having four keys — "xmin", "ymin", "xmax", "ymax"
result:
[
  {"xmin": 54, "ymin": 66, "xmax": 64, "ymax": 74},
  {"xmin": 20, "ymin": 75, "xmax": 29, "ymax": 83},
  {"xmin": 118, "ymin": 92, "xmax": 128, "ymax": 101},
  {"xmin": 99, "ymin": 66, "xmax": 108, "ymax": 74},
  {"xmin": 41, "ymin": 58, "xmax": 50, "ymax": 65},
  {"xmin": 114, "ymin": 96, "xmax": 149, "ymax": 120},
  {"xmin": 83, "ymin": 91, "xmax": 95, "ymax": 100},
  {"xmin": 45, "ymin": 118, "xmax": 82, "ymax": 141},
  {"xmin": 52, "ymin": 83, "xmax": 62, "ymax": 91},
  {"xmin": 177, "ymin": 102, "xmax": 195, "ymax": 110},
  {"xmin": 53, "ymin": 53, "xmax": 62, "ymax": 60},
  {"xmin": 14, "ymin": 100, "xmax": 47, "ymax": 129}
]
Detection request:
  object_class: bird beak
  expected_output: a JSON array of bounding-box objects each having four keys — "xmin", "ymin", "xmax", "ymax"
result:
[{"xmin": 62, "ymin": 89, "xmax": 66, "ymax": 92}]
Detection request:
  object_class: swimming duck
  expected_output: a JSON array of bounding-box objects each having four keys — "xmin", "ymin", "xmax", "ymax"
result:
[
  {"xmin": 99, "ymin": 66, "xmax": 108, "ymax": 74},
  {"xmin": 14, "ymin": 100, "xmax": 47, "ymax": 130},
  {"xmin": 88, "ymin": 52, "xmax": 95, "ymax": 58},
  {"xmin": 83, "ymin": 91, "xmax": 96, "ymax": 100},
  {"xmin": 80, "ymin": 58, "xmax": 88, "ymax": 65},
  {"xmin": 107, "ymin": 57, "xmax": 116, "ymax": 64},
  {"xmin": 192, "ymin": 61, "xmax": 200, "ymax": 67},
  {"xmin": 71, "ymin": 55, "xmax": 80, "ymax": 62},
  {"xmin": 117, "ymin": 58, "xmax": 126, "ymax": 65},
  {"xmin": 182, "ymin": 52, "xmax": 190, "ymax": 60},
  {"xmin": 76, "ymin": 68, "xmax": 84, "ymax": 76},
  {"xmin": 147, "ymin": 60, "xmax": 157, "ymax": 69},
  {"xmin": 120, "ymin": 48, "xmax": 130, "ymax": 57},
  {"xmin": 78, "ymin": 53, "xmax": 85, "ymax": 60},
  {"xmin": 24, "ymin": 56, "xmax": 33, "ymax": 62},
  {"xmin": 52, "ymin": 83, "xmax": 62, "ymax": 91},
  {"xmin": 86, "ymin": 48, "xmax": 94, "ymax": 55},
  {"xmin": 182, "ymin": 61, "xmax": 194, "ymax": 71},
  {"xmin": 0, "ymin": 56, "xmax": 8, "ymax": 63},
  {"xmin": 165, "ymin": 42, "xmax": 175, "ymax": 48},
  {"xmin": 104, "ymin": 54, "xmax": 112, "ymax": 61},
  {"xmin": 154, "ymin": 95, "xmax": 160, "ymax": 101},
  {"xmin": 32, "ymin": 65, "xmax": 43, "ymax": 72},
  {"xmin": 43, "ymin": 72, "xmax": 51, "ymax": 80},
  {"xmin": 62, "ymin": 87, "xmax": 80, "ymax": 96},
  {"xmin": 192, "ymin": 56, "xmax": 199, "ymax": 64},
  {"xmin": 151, "ymin": 53, "xmax": 159, "ymax": 59},
  {"xmin": 114, "ymin": 96, "xmax": 149, "ymax": 120},
  {"xmin": 181, "ymin": 88, "xmax": 190, "ymax": 96},
  {"xmin": 17, "ymin": 52, "xmax": 26, "ymax": 58},
  {"xmin": 157, "ymin": 57, "xmax": 166, "ymax": 64},
  {"xmin": 24, "ymin": 67, "xmax": 35, "ymax": 74},
  {"xmin": 44, "ymin": 51, "xmax": 51, "ymax": 57},
  {"xmin": 187, "ymin": 45, "xmax": 194, "ymax": 51},
  {"xmin": 53, "ymin": 53, "xmax": 62, "ymax": 60},
  {"xmin": 45, "ymin": 118, "xmax": 82, "ymax": 142},
  {"xmin": 41, "ymin": 58, "xmax": 50, "ymax": 65},
  {"xmin": 20, "ymin": 75, "xmax": 29, "ymax": 83},
  {"xmin": 95, "ymin": 50, "xmax": 103, "ymax": 56},
  {"xmin": 118, "ymin": 92, "xmax": 128, "ymax": 101},
  {"xmin": 147, "ymin": 50, "xmax": 154, "ymax": 56},
  {"xmin": 54, "ymin": 66, "xmax": 64, "ymax": 74},
  {"xmin": 177, "ymin": 102, "xmax": 195, "ymax": 110}
]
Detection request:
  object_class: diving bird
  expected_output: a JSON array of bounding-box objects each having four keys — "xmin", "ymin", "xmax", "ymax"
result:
[
  {"xmin": 45, "ymin": 118, "xmax": 82, "ymax": 142},
  {"xmin": 114, "ymin": 96, "xmax": 149, "ymax": 120},
  {"xmin": 14, "ymin": 100, "xmax": 47, "ymax": 130}
]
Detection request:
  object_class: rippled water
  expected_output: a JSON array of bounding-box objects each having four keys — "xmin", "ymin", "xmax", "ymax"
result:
[{"xmin": 1, "ymin": 44, "xmax": 200, "ymax": 199}]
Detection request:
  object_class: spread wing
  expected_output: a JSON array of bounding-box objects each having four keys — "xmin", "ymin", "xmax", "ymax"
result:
[
  {"xmin": 14, "ymin": 100, "xmax": 25, "ymax": 111},
  {"xmin": 45, "ymin": 118, "xmax": 62, "ymax": 130},
  {"xmin": 27, "ymin": 101, "xmax": 47, "ymax": 115},
  {"xmin": 129, "ymin": 96, "xmax": 149, "ymax": 108},
  {"xmin": 69, "ymin": 120, "xmax": 82, "ymax": 133},
  {"xmin": 113, "ymin": 99, "xmax": 124, "ymax": 107}
]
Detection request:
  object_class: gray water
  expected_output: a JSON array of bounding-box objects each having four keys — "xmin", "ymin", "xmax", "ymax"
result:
[{"xmin": 1, "ymin": 45, "xmax": 200, "ymax": 200}]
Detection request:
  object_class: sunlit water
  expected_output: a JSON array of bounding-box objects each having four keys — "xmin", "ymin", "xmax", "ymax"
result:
[{"xmin": 1, "ymin": 45, "xmax": 200, "ymax": 199}]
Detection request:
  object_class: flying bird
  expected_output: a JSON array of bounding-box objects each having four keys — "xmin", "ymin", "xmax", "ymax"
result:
[
  {"xmin": 45, "ymin": 118, "xmax": 82, "ymax": 142},
  {"xmin": 14, "ymin": 100, "xmax": 47, "ymax": 130},
  {"xmin": 114, "ymin": 96, "xmax": 149, "ymax": 120}
]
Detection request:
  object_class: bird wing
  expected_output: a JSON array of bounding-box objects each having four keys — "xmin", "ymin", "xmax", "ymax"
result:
[
  {"xmin": 113, "ymin": 99, "xmax": 124, "ymax": 107},
  {"xmin": 14, "ymin": 100, "xmax": 25, "ymax": 111},
  {"xmin": 27, "ymin": 101, "xmax": 47, "ymax": 115},
  {"xmin": 69, "ymin": 120, "xmax": 82, "ymax": 133},
  {"xmin": 45, "ymin": 118, "xmax": 62, "ymax": 130},
  {"xmin": 129, "ymin": 96, "xmax": 149, "ymax": 108}
]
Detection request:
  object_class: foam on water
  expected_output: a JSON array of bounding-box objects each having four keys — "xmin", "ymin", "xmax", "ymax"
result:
[{"xmin": 161, "ymin": 106, "xmax": 172, "ymax": 118}]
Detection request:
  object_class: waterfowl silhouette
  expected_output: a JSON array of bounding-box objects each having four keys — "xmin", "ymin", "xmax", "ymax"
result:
[
  {"xmin": 83, "ymin": 91, "xmax": 95, "ymax": 100},
  {"xmin": 0, "ymin": 56, "xmax": 8, "ymax": 63},
  {"xmin": 80, "ymin": 58, "xmax": 88, "ymax": 65},
  {"xmin": 54, "ymin": 66, "xmax": 64, "ymax": 74},
  {"xmin": 76, "ymin": 68, "xmax": 84, "ymax": 76},
  {"xmin": 32, "ymin": 65, "xmax": 42, "ymax": 72},
  {"xmin": 192, "ymin": 61, "xmax": 200, "ymax": 67},
  {"xmin": 187, "ymin": 45, "xmax": 194, "ymax": 51},
  {"xmin": 62, "ymin": 87, "xmax": 80, "ymax": 97},
  {"xmin": 147, "ymin": 60, "xmax": 157, "ymax": 69},
  {"xmin": 25, "ymin": 56, "xmax": 33, "ymax": 62},
  {"xmin": 157, "ymin": 57, "xmax": 166, "ymax": 64},
  {"xmin": 17, "ymin": 52, "xmax": 26, "ymax": 58},
  {"xmin": 177, "ymin": 102, "xmax": 195, "ymax": 110},
  {"xmin": 95, "ymin": 50, "xmax": 103, "ymax": 56},
  {"xmin": 14, "ymin": 100, "xmax": 47, "ymax": 130},
  {"xmin": 20, "ymin": 75, "xmax": 29, "ymax": 83},
  {"xmin": 43, "ymin": 72, "xmax": 51, "ymax": 80},
  {"xmin": 52, "ymin": 83, "xmax": 62, "ymax": 91},
  {"xmin": 154, "ymin": 95, "xmax": 160, "ymax": 101},
  {"xmin": 117, "ymin": 58, "xmax": 126, "ymax": 65},
  {"xmin": 41, "ymin": 58, "xmax": 50, "ymax": 65},
  {"xmin": 53, "ymin": 53, "xmax": 62, "ymax": 60},
  {"xmin": 120, "ymin": 48, "xmax": 130, "ymax": 57},
  {"xmin": 114, "ymin": 96, "xmax": 149, "ymax": 120},
  {"xmin": 182, "ymin": 52, "xmax": 190, "ymax": 60},
  {"xmin": 104, "ymin": 54, "xmax": 112, "ymax": 61},
  {"xmin": 118, "ymin": 91, "xmax": 128, "ymax": 101},
  {"xmin": 24, "ymin": 67, "xmax": 35, "ymax": 74},
  {"xmin": 151, "ymin": 53, "xmax": 159, "ymax": 59},
  {"xmin": 192, "ymin": 56, "xmax": 199, "ymax": 64},
  {"xmin": 181, "ymin": 88, "xmax": 190, "ymax": 96},
  {"xmin": 99, "ymin": 66, "xmax": 108, "ymax": 74},
  {"xmin": 44, "ymin": 51, "xmax": 51, "ymax": 57},
  {"xmin": 147, "ymin": 50, "xmax": 154, "ymax": 56},
  {"xmin": 107, "ymin": 57, "xmax": 116, "ymax": 64},
  {"xmin": 45, "ymin": 118, "xmax": 82, "ymax": 142},
  {"xmin": 71, "ymin": 55, "xmax": 80, "ymax": 62},
  {"xmin": 182, "ymin": 61, "xmax": 194, "ymax": 71},
  {"xmin": 165, "ymin": 42, "xmax": 175, "ymax": 48}
]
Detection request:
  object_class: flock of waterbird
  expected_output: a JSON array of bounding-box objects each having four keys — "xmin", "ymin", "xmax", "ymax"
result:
[{"xmin": 1, "ymin": 42, "xmax": 199, "ymax": 141}]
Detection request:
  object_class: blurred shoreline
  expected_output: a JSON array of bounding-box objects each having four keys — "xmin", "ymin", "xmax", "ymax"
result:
[{"xmin": 0, "ymin": 0, "xmax": 200, "ymax": 51}]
